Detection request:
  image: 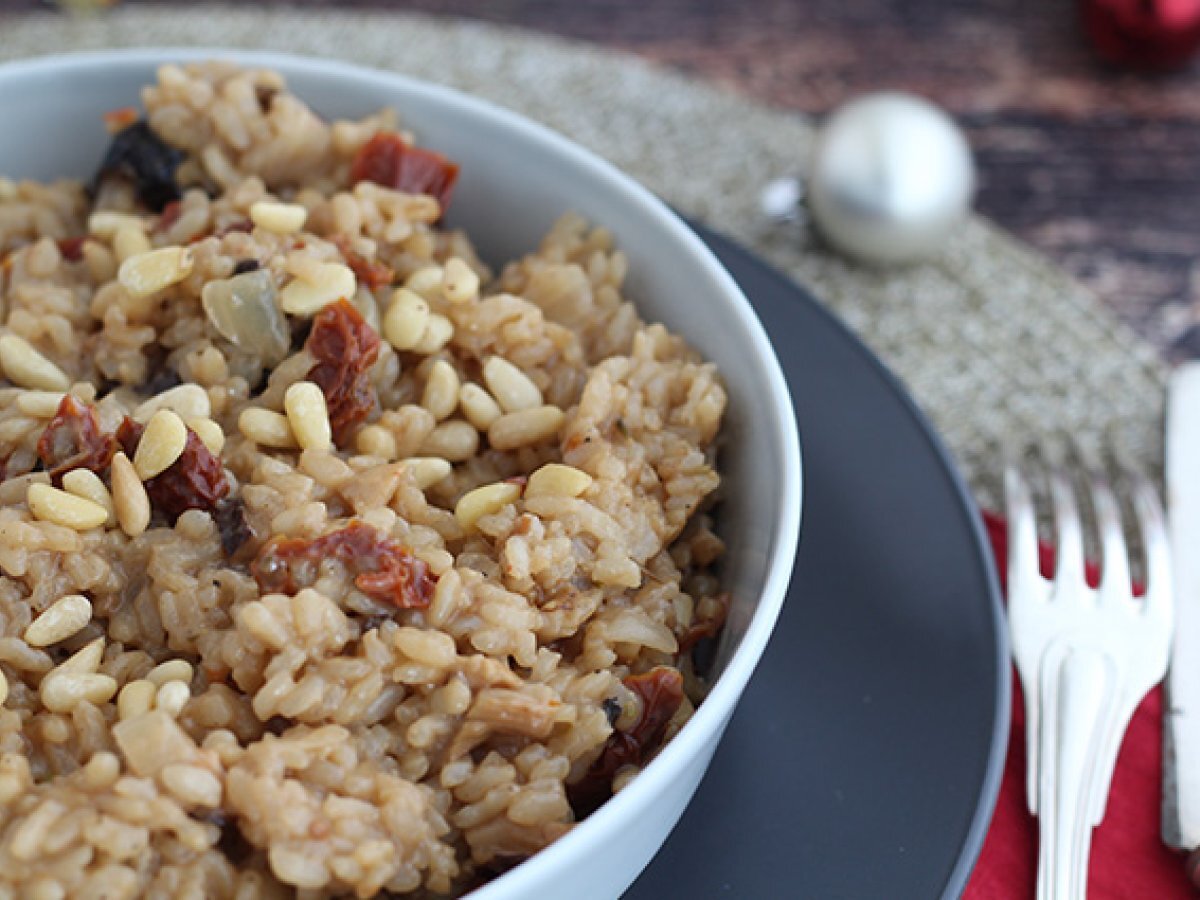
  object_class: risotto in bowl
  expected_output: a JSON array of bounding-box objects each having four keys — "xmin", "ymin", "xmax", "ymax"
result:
[{"xmin": 0, "ymin": 51, "xmax": 801, "ymax": 899}]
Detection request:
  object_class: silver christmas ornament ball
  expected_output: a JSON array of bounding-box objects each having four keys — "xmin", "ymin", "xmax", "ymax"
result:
[{"xmin": 807, "ymin": 92, "xmax": 975, "ymax": 266}]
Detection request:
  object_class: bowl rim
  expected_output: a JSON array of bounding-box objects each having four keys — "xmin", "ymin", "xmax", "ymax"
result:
[{"xmin": 0, "ymin": 47, "xmax": 804, "ymax": 896}]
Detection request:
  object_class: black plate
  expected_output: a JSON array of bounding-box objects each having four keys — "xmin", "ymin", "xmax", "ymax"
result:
[{"xmin": 626, "ymin": 227, "xmax": 1009, "ymax": 899}]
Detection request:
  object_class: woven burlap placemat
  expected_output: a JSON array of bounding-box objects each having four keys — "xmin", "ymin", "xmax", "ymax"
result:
[{"xmin": 0, "ymin": 7, "xmax": 1168, "ymax": 505}]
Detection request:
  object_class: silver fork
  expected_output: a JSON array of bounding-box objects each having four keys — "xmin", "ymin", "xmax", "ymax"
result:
[{"xmin": 1005, "ymin": 452, "xmax": 1173, "ymax": 900}]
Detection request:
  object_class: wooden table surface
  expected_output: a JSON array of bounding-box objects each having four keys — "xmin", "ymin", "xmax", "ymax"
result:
[{"xmin": 3, "ymin": 0, "xmax": 1197, "ymax": 358}]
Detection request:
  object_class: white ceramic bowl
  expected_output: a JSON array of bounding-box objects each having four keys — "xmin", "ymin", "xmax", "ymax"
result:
[{"xmin": 0, "ymin": 49, "xmax": 802, "ymax": 899}]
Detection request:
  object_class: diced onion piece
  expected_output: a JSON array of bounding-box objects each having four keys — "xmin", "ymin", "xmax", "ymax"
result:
[{"xmin": 201, "ymin": 269, "xmax": 289, "ymax": 366}]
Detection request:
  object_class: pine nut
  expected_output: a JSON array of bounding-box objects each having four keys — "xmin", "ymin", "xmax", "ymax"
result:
[
  {"xmin": 186, "ymin": 417, "xmax": 225, "ymax": 455},
  {"xmin": 355, "ymin": 291, "xmax": 383, "ymax": 333},
  {"xmin": 113, "ymin": 225, "xmax": 152, "ymax": 263},
  {"xmin": 146, "ymin": 659, "xmax": 193, "ymax": 687},
  {"xmin": 383, "ymin": 288, "xmax": 430, "ymax": 351},
  {"xmin": 0, "ymin": 474, "xmax": 45, "ymax": 508},
  {"xmin": 441, "ymin": 257, "xmax": 480, "ymax": 304},
  {"xmin": 0, "ymin": 335, "xmax": 70, "ymax": 391},
  {"xmin": 14, "ymin": 390, "xmax": 66, "ymax": 417},
  {"xmin": 87, "ymin": 211, "xmax": 145, "ymax": 238},
  {"xmin": 82, "ymin": 751, "xmax": 120, "ymax": 789},
  {"xmin": 420, "ymin": 420, "xmax": 478, "ymax": 462},
  {"xmin": 0, "ymin": 755, "xmax": 30, "ymax": 807},
  {"xmin": 400, "ymin": 457, "xmax": 452, "ymax": 490},
  {"xmin": 58, "ymin": 637, "xmax": 104, "ymax": 674},
  {"xmin": 455, "ymin": 481, "xmax": 522, "ymax": 530},
  {"xmin": 117, "ymin": 679, "xmax": 156, "ymax": 720},
  {"xmin": 39, "ymin": 671, "xmax": 117, "ymax": 713},
  {"xmin": 250, "ymin": 200, "xmax": 308, "ymax": 234},
  {"xmin": 134, "ymin": 409, "xmax": 187, "ymax": 479},
  {"xmin": 422, "ymin": 360, "xmax": 460, "ymax": 421},
  {"xmin": 160, "ymin": 763, "xmax": 221, "ymax": 807},
  {"xmin": 110, "ymin": 452, "xmax": 150, "ymax": 537},
  {"xmin": 284, "ymin": 381, "xmax": 332, "ymax": 451},
  {"xmin": 61, "ymin": 469, "xmax": 114, "ymax": 525},
  {"xmin": 118, "ymin": 246, "xmax": 194, "ymax": 298},
  {"xmin": 133, "ymin": 384, "xmax": 211, "ymax": 424},
  {"xmin": 280, "ymin": 261, "xmax": 356, "ymax": 316},
  {"xmin": 83, "ymin": 241, "xmax": 117, "ymax": 283},
  {"xmin": 0, "ymin": 669, "xmax": 8, "ymax": 706},
  {"xmin": 483, "ymin": 357, "xmax": 542, "ymax": 412},
  {"xmin": 239, "ymin": 408, "xmax": 298, "ymax": 449},
  {"xmin": 412, "ymin": 313, "xmax": 453, "ymax": 354},
  {"xmin": 458, "ymin": 383, "xmax": 503, "ymax": 431},
  {"xmin": 25, "ymin": 595, "xmax": 92, "ymax": 647},
  {"xmin": 355, "ymin": 424, "xmax": 397, "ymax": 460},
  {"xmin": 42, "ymin": 715, "xmax": 71, "ymax": 743},
  {"xmin": 488, "ymin": 405, "xmax": 566, "ymax": 451},
  {"xmin": 27, "ymin": 483, "xmax": 108, "ymax": 530},
  {"xmin": 154, "ymin": 680, "xmax": 190, "ymax": 718},
  {"xmin": 526, "ymin": 463, "xmax": 594, "ymax": 499},
  {"xmin": 404, "ymin": 265, "xmax": 444, "ymax": 297}
]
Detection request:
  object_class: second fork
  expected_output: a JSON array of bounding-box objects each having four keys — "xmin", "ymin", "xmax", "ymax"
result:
[{"xmin": 1005, "ymin": 451, "xmax": 1172, "ymax": 900}]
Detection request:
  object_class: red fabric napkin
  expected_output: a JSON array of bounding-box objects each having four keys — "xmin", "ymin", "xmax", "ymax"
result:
[{"xmin": 965, "ymin": 510, "xmax": 1192, "ymax": 899}]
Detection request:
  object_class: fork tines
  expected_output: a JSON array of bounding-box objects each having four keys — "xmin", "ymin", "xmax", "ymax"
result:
[{"xmin": 1005, "ymin": 444, "xmax": 1168, "ymax": 601}]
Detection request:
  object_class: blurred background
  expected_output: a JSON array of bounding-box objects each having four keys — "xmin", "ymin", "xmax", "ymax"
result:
[{"xmin": 1, "ymin": 0, "xmax": 1198, "ymax": 358}]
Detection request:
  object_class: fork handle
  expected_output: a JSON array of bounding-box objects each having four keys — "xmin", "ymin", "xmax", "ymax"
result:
[{"xmin": 1036, "ymin": 642, "xmax": 1116, "ymax": 900}]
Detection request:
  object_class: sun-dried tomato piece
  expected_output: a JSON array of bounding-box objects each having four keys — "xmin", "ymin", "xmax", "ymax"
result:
[
  {"xmin": 215, "ymin": 219, "xmax": 253, "ymax": 238},
  {"xmin": 304, "ymin": 299, "xmax": 381, "ymax": 443},
  {"xmin": 157, "ymin": 200, "xmax": 183, "ymax": 232},
  {"xmin": 568, "ymin": 666, "xmax": 685, "ymax": 816},
  {"xmin": 115, "ymin": 416, "xmax": 142, "ymax": 457},
  {"xmin": 37, "ymin": 396, "xmax": 116, "ymax": 485},
  {"xmin": 118, "ymin": 417, "xmax": 229, "ymax": 523},
  {"xmin": 349, "ymin": 133, "xmax": 460, "ymax": 213},
  {"xmin": 332, "ymin": 236, "xmax": 394, "ymax": 291},
  {"xmin": 150, "ymin": 430, "xmax": 228, "ymax": 521},
  {"xmin": 251, "ymin": 521, "xmax": 435, "ymax": 608},
  {"xmin": 622, "ymin": 667, "xmax": 684, "ymax": 746},
  {"xmin": 354, "ymin": 562, "xmax": 435, "ymax": 608},
  {"xmin": 102, "ymin": 106, "xmax": 140, "ymax": 135},
  {"xmin": 56, "ymin": 237, "xmax": 86, "ymax": 262},
  {"xmin": 347, "ymin": 253, "xmax": 394, "ymax": 290}
]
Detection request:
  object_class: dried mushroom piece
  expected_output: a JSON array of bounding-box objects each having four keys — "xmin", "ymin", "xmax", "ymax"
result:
[{"xmin": 92, "ymin": 119, "xmax": 185, "ymax": 212}]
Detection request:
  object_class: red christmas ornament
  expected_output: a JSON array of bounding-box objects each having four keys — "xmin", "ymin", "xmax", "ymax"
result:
[{"xmin": 1082, "ymin": 0, "xmax": 1200, "ymax": 69}]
